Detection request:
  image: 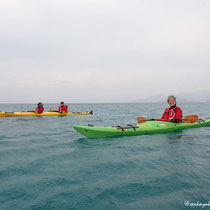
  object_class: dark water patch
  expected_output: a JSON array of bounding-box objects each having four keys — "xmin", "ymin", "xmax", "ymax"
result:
[{"xmin": 0, "ymin": 135, "xmax": 8, "ymax": 141}]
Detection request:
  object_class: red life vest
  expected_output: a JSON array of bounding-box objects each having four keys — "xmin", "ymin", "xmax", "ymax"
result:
[
  {"xmin": 161, "ymin": 106, "xmax": 183, "ymax": 122},
  {"xmin": 36, "ymin": 107, "xmax": 44, "ymax": 114},
  {"xmin": 59, "ymin": 105, "xmax": 68, "ymax": 112}
]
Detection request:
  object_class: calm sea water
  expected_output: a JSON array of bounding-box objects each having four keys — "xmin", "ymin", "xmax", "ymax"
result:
[{"xmin": 0, "ymin": 103, "xmax": 210, "ymax": 210}]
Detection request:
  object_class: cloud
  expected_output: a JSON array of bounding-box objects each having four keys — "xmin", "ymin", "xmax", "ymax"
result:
[
  {"xmin": 15, "ymin": 71, "xmax": 92, "ymax": 87},
  {"xmin": 0, "ymin": 0, "xmax": 210, "ymax": 102}
]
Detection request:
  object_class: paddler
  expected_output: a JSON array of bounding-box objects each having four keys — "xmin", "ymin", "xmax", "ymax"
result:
[
  {"xmin": 161, "ymin": 95, "xmax": 183, "ymax": 122},
  {"xmin": 35, "ymin": 102, "xmax": 44, "ymax": 114},
  {"xmin": 58, "ymin": 102, "xmax": 68, "ymax": 113}
]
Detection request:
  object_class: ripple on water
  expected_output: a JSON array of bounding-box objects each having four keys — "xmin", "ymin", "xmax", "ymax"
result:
[{"xmin": 1, "ymin": 103, "xmax": 210, "ymax": 209}]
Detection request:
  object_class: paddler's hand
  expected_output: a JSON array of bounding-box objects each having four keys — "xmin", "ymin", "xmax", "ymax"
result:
[{"xmin": 169, "ymin": 118, "xmax": 177, "ymax": 122}]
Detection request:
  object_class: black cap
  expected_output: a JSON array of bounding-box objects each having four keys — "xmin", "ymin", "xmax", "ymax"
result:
[{"xmin": 37, "ymin": 102, "xmax": 43, "ymax": 106}]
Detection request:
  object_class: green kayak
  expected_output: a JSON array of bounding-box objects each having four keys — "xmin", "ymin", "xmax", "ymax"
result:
[{"xmin": 73, "ymin": 119, "xmax": 210, "ymax": 138}]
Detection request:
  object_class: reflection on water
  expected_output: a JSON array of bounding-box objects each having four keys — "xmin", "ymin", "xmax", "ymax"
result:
[
  {"xmin": 166, "ymin": 130, "xmax": 199, "ymax": 145},
  {"xmin": 166, "ymin": 131, "xmax": 183, "ymax": 142}
]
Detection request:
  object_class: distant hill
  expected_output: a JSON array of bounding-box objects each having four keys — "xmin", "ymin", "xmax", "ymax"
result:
[{"xmin": 135, "ymin": 90, "xmax": 210, "ymax": 103}]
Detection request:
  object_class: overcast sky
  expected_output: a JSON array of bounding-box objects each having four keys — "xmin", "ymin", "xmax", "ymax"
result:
[{"xmin": 0, "ymin": 0, "xmax": 210, "ymax": 103}]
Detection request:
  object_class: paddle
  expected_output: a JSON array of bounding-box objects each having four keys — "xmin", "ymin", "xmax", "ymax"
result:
[
  {"xmin": 137, "ymin": 115, "xmax": 198, "ymax": 124},
  {"xmin": 49, "ymin": 109, "xmax": 60, "ymax": 112},
  {"xmin": 49, "ymin": 109, "xmax": 66, "ymax": 114}
]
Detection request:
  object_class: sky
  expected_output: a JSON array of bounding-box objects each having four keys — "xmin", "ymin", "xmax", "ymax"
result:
[{"xmin": 0, "ymin": 0, "xmax": 210, "ymax": 103}]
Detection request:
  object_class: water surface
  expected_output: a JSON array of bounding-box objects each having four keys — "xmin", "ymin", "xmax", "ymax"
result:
[{"xmin": 0, "ymin": 103, "xmax": 210, "ymax": 209}]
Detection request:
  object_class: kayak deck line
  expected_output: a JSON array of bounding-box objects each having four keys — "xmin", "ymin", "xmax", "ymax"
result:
[
  {"xmin": 112, "ymin": 124, "xmax": 139, "ymax": 131},
  {"xmin": 73, "ymin": 119, "xmax": 210, "ymax": 138}
]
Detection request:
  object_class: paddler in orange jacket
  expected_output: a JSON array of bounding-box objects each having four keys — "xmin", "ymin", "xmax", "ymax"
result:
[
  {"xmin": 160, "ymin": 95, "xmax": 183, "ymax": 122},
  {"xmin": 58, "ymin": 102, "xmax": 68, "ymax": 113},
  {"xmin": 35, "ymin": 102, "xmax": 44, "ymax": 114}
]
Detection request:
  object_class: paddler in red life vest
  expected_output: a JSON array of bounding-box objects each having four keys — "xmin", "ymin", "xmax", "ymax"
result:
[
  {"xmin": 58, "ymin": 102, "xmax": 68, "ymax": 113},
  {"xmin": 160, "ymin": 95, "xmax": 183, "ymax": 122},
  {"xmin": 35, "ymin": 102, "xmax": 44, "ymax": 114}
]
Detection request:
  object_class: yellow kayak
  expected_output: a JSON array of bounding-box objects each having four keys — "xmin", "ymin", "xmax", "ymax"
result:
[{"xmin": 0, "ymin": 111, "xmax": 93, "ymax": 117}]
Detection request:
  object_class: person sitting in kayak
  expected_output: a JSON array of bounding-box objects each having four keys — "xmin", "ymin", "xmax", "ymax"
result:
[
  {"xmin": 58, "ymin": 102, "xmax": 68, "ymax": 113},
  {"xmin": 35, "ymin": 102, "xmax": 44, "ymax": 114},
  {"xmin": 160, "ymin": 95, "xmax": 183, "ymax": 122}
]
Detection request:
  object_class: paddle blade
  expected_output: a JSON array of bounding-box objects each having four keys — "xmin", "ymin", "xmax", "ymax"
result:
[
  {"xmin": 182, "ymin": 115, "xmax": 198, "ymax": 123},
  {"xmin": 137, "ymin": 117, "xmax": 147, "ymax": 123}
]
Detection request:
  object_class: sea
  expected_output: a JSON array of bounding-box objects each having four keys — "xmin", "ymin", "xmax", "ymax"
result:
[{"xmin": 0, "ymin": 103, "xmax": 210, "ymax": 210}]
